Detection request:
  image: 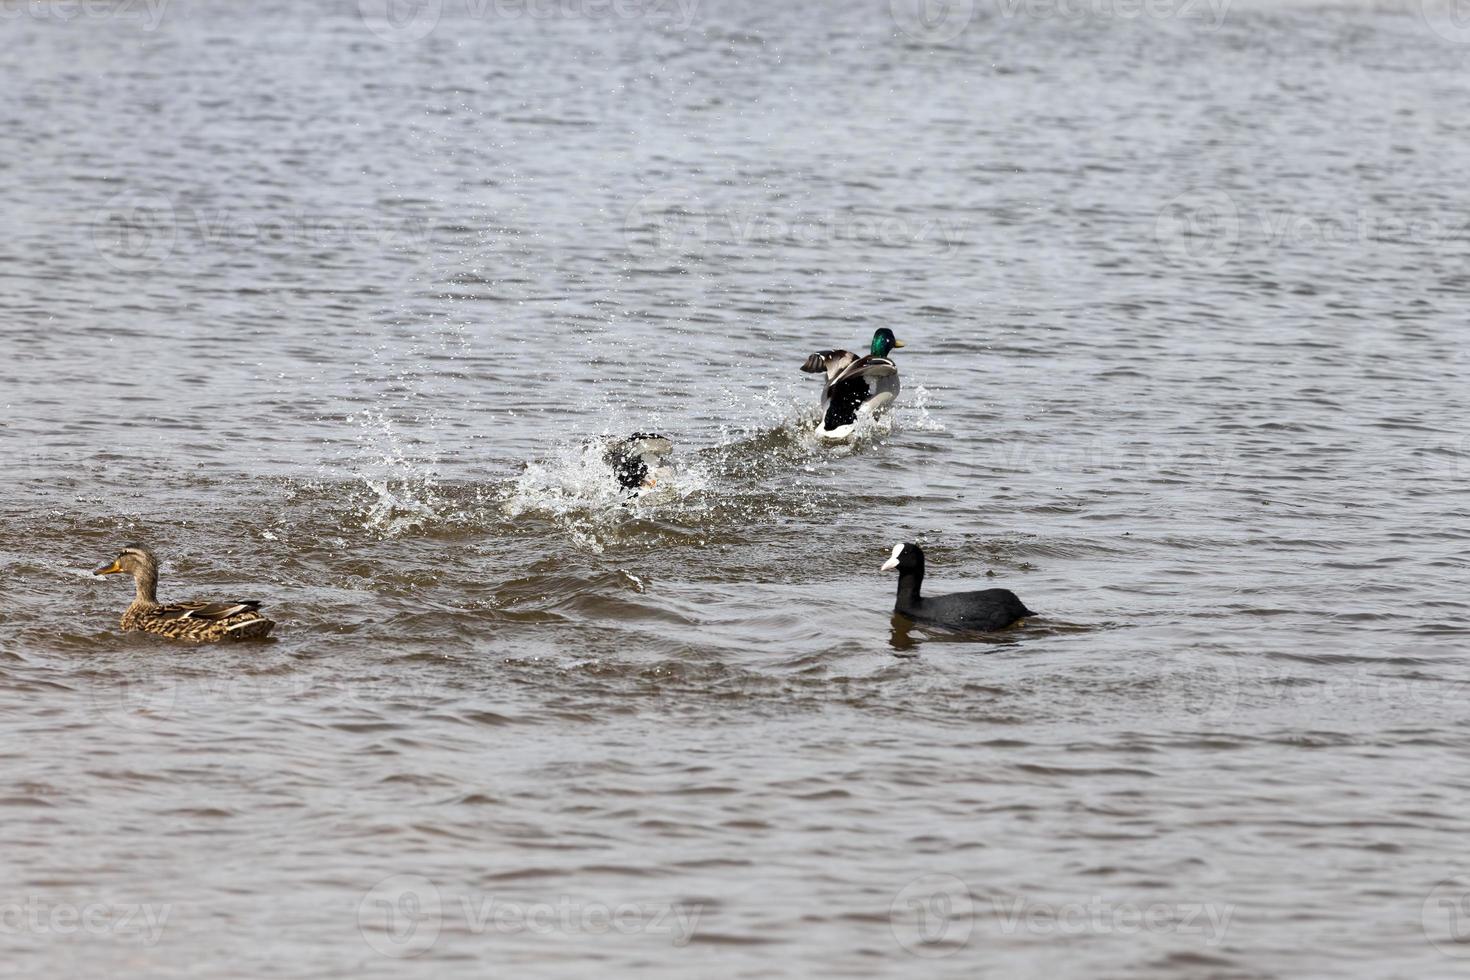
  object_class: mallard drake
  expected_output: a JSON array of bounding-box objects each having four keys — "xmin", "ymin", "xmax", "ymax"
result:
[
  {"xmin": 602, "ymin": 432, "xmax": 674, "ymax": 492},
  {"xmin": 800, "ymin": 327, "xmax": 906, "ymax": 441},
  {"xmin": 93, "ymin": 544, "xmax": 275, "ymax": 642},
  {"xmin": 881, "ymin": 543, "xmax": 1034, "ymax": 631}
]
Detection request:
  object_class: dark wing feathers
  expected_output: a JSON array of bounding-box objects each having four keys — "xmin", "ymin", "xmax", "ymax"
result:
[
  {"xmin": 162, "ymin": 600, "xmax": 263, "ymax": 621},
  {"xmin": 801, "ymin": 349, "xmax": 856, "ymax": 377}
]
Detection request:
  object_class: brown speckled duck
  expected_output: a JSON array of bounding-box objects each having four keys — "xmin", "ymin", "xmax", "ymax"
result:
[{"xmin": 93, "ymin": 544, "xmax": 274, "ymax": 642}]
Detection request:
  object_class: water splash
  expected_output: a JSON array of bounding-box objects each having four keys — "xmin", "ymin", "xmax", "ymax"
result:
[
  {"xmin": 897, "ymin": 384, "xmax": 946, "ymax": 433},
  {"xmin": 501, "ymin": 435, "xmax": 712, "ymax": 521},
  {"xmin": 346, "ymin": 409, "xmax": 452, "ymax": 536},
  {"xmin": 335, "ymin": 388, "xmax": 940, "ymax": 540}
]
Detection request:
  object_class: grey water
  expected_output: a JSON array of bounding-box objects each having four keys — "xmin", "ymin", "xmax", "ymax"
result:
[{"xmin": 3, "ymin": 0, "xmax": 1470, "ymax": 976}]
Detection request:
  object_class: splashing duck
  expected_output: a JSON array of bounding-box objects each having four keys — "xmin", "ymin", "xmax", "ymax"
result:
[
  {"xmin": 602, "ymin": 433, "xmax": 675, "ymax": 492},
  {"xmin": 800, "ymin": 327, "xmax": 906, "ymax": 441}
]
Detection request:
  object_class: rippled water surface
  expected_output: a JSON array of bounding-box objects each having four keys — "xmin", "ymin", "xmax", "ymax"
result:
[{"xmin": 5, "ymin": 0, "xmax": 1470, "ymax": 976}]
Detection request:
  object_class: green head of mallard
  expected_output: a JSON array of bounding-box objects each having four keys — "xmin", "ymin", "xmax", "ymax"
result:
[{"xmin": 870, "ymin": 328, "xmax": 906, "ymax": 358}]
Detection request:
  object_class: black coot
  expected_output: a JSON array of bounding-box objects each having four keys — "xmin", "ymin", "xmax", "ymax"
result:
[{"xmin": 881, "ymin": 542, "xmax": 1033, "ymax": 631}]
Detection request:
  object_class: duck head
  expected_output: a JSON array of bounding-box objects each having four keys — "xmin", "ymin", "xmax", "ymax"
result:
[
  {"xmin": 94, "ymin": 543, "xmax": 160, "ymax": 603},
  {"xmin": 94, "ymin": 544, "xmax": 158, "ymax": 579},
  {"xmin": 870, "ymin": 328, "xmax": 905, "ymax": 358}
]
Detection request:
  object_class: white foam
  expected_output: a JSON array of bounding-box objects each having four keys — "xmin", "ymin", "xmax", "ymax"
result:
[{"xmin": 500, "ymin": 435, "xmax": 710, "ymax": 523}]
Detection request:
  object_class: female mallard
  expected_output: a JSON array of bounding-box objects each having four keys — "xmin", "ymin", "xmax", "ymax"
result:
[
  {"xmin": 800, "ymin": 327, "xmax": 906, "ymax": 441},
  {"xmin": 93, "ymin": 544, "xmax": 275, "ymax": 642}
]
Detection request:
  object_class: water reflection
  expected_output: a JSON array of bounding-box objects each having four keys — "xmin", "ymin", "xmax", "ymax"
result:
[{"xmin": 887, "ymin": 613, "xmax": 1037, "ymax": 653}]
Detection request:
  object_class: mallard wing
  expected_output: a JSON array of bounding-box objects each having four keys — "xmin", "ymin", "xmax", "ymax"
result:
[
  {"xmin": 157, "ymin": 600, "xmax": 264, "ymax": 621},
  {"xmin": 828, "ymin": 354, "xmax": 897, "ymax": 389},
  {"xmin": 801, "ymin": 349, "xmax": 857, "ymax": 380}
]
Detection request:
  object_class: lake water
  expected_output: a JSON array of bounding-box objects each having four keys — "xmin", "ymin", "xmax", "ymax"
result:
[{"xmin": 4, "ymin": 0, "xmax": 1470, "ymax": 976}]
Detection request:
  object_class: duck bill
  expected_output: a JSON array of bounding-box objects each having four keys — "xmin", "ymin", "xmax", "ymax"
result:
[
  {"xmin": 93, "ymin": 560, "xmax": 123, "ymax": 576},
  {"xmin": 892, "ymin": 339, "xmax": 906, "ymax": 348},
  {"xmin": 880, "ymin": 557, "xmax": 900, "ymax": 572}
]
